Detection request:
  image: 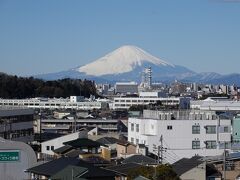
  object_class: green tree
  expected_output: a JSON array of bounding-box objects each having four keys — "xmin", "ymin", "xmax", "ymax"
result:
[{"xmin": 0, "ymin": 73, "xmax": 97, "ymax": 98}]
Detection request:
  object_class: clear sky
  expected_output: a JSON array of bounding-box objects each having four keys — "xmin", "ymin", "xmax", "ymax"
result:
[{"xmin": 0, "ymin": 0, "xmax": 240, "ymax": 76}]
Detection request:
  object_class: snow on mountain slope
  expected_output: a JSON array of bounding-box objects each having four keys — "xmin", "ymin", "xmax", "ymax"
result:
[
  {"xmin": 36, "ymin": 45, "xmax": 240, "ymax": 85},
  {"xmin": 77, "ymin": 45, "xmax": 174, "ymax": 76}
]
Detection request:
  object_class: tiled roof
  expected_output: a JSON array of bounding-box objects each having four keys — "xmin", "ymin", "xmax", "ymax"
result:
[
  {"xmin": 106, "ymin": 163, "xmax": 143, "ymax": 175},
  {"xmin": 122, "ymin": 154, "xmax": 157, "ymax": 165},
  {"xmin": 172, "ymin": 156, "xmax": 203, "ymax": 176},
  {"xmin": 27, "ymin": 157, "xmax": 116, "ymax": 178},
  {"xmin": 63, "ymin": 138, "xmax": 104, "ymax": 148},
  {"xmin": 53, "ymin": 145, "xmax": 73, "ymax": 154},
  {"xmin": 96, "ymin": 137, "xmax": 120, "ymax": 145}
]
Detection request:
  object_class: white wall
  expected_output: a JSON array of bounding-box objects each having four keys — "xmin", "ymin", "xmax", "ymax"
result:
[
  {"xmin": 41, "ymin": 131, "xmax": 87, "ymax": 155},
  {"xmin": 128, "ymin": 117, "xmax": 231, "ymax": 164}
]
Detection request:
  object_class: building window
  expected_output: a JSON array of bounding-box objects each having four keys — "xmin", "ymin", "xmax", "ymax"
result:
[
  {"xmin": 206, "ymin": 126, "xmax": 216, "ymax": 134},
  {"xmin": 192, "ymin": 125, "xmax": 200, "ymax": 134},
  {"xmin": 219, "ymin": 142, "xmax": 230, "ymax": 149},
  {"xmin": 206, "ymin": 141, "xmax": 217, "ymax": 149},
  {"xmin": 192, "ymin": 141, "xmax": 200, "ymax": 149},
  {"xmin": 136, "ymin": 139, "xmax": 139, "ymax": 144},
  {"xmin": 224, "ymin": 126, "xmax": 229, "ymax": 133},
  {"xmin": 46, "ymin": 146, "xmax": 50, "ymax": 151},
  {"xmin": 131, "ymin": 137, "xmax": 134, "ymax": 143},
  {"xmin": 167, "ymin": 125, "xmax": 172, "ymax": 130},
  {"xmin": 131, "ymin": 123, "xmax": 134, "ymax": 131},
  {"xmin": 136, "ymin": 124, "xmax": 139, "ymax": 132},
  {"xmin": 51, "ymin": 146, "xmax": 54, "ymax": 151}
]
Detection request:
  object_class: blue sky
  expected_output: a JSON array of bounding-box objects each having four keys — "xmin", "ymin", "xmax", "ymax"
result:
[{"xmin": 0, "ymin": 0, "xmax": 240, "ymax": 76}]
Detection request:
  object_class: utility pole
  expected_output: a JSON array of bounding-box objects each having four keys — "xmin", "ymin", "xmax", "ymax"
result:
[
  {"xmin": 223, "ymin": 144, "xmax": 227, "ymax": 180},
  {"xmin": 153, "ymin": 135, "xmax": 164, "ymax": 180},
  {"xmin": 39, "ymin": 109, "xmax": 42, "ymax": 143},
  {"xmin": 72, "ymin": 167, "xmax": 74, "ymax": 180},
  {"xmin": 159, "ymin": 135, "xmax": 163, "ymax": 164}
]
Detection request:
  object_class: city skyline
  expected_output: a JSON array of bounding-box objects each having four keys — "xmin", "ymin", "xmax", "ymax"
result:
[{"xmin": 0, "ymin": 0, "xmax": 240, "ymax": 76}]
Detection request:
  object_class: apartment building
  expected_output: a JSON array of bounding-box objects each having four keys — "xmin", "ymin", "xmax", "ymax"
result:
[
  {"xmin": 128, "ymin": 110, "xmax": 232, "ymax": 164},
  {"xmin": 0, "ymin": 107, "xmax": 34, "ymax": 142},
  {"xmin": 38, "ymin": 118, "xmax": 119, "ymax": 134}
]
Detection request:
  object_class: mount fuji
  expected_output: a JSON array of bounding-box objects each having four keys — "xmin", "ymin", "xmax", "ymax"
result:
[
  {"xmin": 36, "ymin": 45, "xmax": 195, "ymax": 82},
  {"xmin": 36, "ymin": 45, "xmax": 240, "ymax": 85}
]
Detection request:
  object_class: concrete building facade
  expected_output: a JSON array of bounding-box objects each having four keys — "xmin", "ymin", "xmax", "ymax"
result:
[
  {"xmin": 128, "ymin": 110, "xmax": 232, "ymax": 163},
  {"xmin": 0, "ymin": 107, "xmax": 34, "ymax": 142},
  {"xmin": 113, "ymin": 96, "xmax": 190, "ymax": 110}
]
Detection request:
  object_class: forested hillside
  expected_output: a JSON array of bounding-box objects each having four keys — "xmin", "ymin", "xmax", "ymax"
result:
[{"xmin": 0, "ymin": 73, "xmax": 96, "ymax": 98}]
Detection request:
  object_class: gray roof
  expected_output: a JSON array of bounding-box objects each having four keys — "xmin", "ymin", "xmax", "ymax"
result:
[
  {"xmin": 172, "ymin": 156, "xmax": 203, "ymax": 176},
  {"xmin": 50, "ymin": 165, "xmax": 88, "ymax": 180},
  {"xmin": 96, "ymin": 137, "xmax": 120, "ymax": 145},
  {"xmin": 122, "ymin": 154, "xmax": 157, "ymax": 165},
  {"xmin": 53, "ymin": 145, "xmax": 73, "ymax": 154},
  {"xmin": 0, "ymin": 108, "xmax": 34, "ymax": 117},
  {"xmin": 65, "ymin": 149, "xmax": 86, "ymax": 157},
  {"xmin": 64, "ymin": 138, "xmax": 104, "ymax": 148},
  {"xmin": 27, "ymin": 157, "xmax": 116, "ymax": 178},
  {"xmin": 106, "ymin": 163, "xmax": 143, "ymax": 175}
]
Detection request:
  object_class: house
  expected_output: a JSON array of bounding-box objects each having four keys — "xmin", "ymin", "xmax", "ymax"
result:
[
  {"xmin": 173, "ymin": 155, "xmax": 222, "ymax": 180},
  {"xmin": 53, "ymin": 138, "xmax": 111, "ymax": 161},
  {"xmin": 27, "ymin": 157, "xmax": 116, "ymax": 180},
  {"xmin": 106, "ymin": 162, "xmax": 144, "ymax": 180},
  {"xmin": 207, "ymin": 152, "xmax": 240, "ymax": 180},
  {"xmin": 122, "ymin": 154, "xmax": 157, "ymax": 165},
  {"xmin": 50, "ymin": 165, "xmax": 88, "ymax": 180},
  {"xmin": 96, "ymin": 136, "xmax": 120, "ymax": 150},
  {"xmin": 172, "ymin": 156, "xmax": 206, "ymax": 180},
  {"xmin": 117, "ymin": 141, "xmax": 136, "ymax": 158},
  {"xmin": 41, "ymin": 131, "xmax": 87, "ymax": 156}
]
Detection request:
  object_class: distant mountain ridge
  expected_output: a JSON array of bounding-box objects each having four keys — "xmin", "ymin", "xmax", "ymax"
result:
[{"xmin": 35, "ymin": 45, "xmax": 240, "ymax": 85}]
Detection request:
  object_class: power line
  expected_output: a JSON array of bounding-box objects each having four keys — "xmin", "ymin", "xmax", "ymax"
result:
[{"xmin": 162, "ymin": 139, "xmax": 180, "ymax": 160}]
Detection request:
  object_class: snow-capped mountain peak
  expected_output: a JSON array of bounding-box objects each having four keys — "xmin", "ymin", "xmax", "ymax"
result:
[{"xmin": 77, "ymin": 45, "xmax": 174, "ymax": 76}]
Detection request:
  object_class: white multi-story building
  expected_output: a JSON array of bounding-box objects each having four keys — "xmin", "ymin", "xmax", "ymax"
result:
[
  {"xmin": 128, "ymin": 110, "xmax": 232, "ymax": 164},
  {"xmin": 38, "ymin": 118, "xmax": 119, "ymax": 134},
  {"xmin": 113, "ymin": 93, "xmax": 190, "ymax": 110},
  {"xmin": 0, "ymin": 96, "xmax": 107, "ymax": 110}
]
